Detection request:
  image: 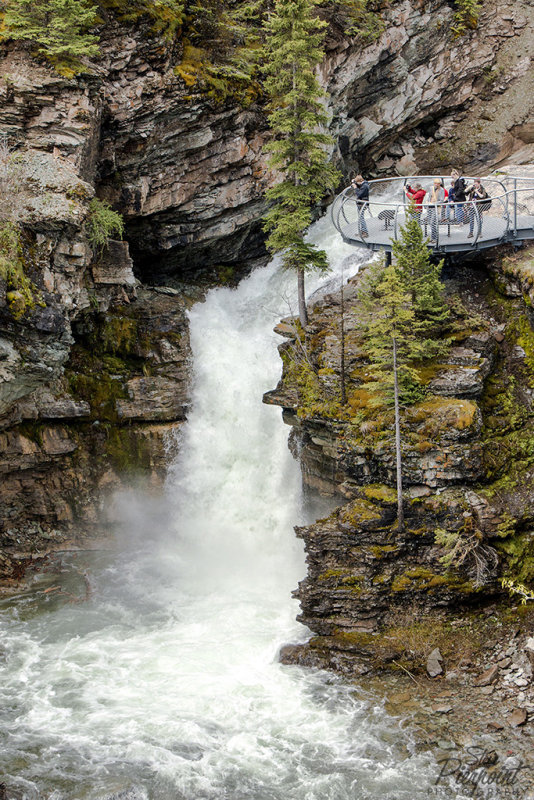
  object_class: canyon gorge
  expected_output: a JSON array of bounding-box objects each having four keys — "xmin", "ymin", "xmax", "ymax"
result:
[{"xmin": 1, "ymin": 0, "xmax": 534, "ymax": 796}]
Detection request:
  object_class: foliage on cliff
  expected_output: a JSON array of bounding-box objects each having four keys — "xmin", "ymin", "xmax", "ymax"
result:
[
  {"xmin": 0, "ymin": 141, "xmax": 44, "ymax": 319},
  {"xmin": 0, "ymin": 0, "xmax": 387, "ymax": 83},
  {"xmin": 86, "ymin": 198, "xmax": 124, "ymax": 253},
  {"xmin": 262, "ymin": 0, "xmax": 340, "ymax": 326},
  {"xmin": 0, "ymin": 0, "xmax": 100, "ymax": 74},
  {"xmin": 0, "ymin": 221, "xmax": 44, "ymax": 319},
  {"xmin": 101, "ymin": 0, "xmax": 184, "ymax": 39},
  {"xmin": 451, "ymin": 0, "xmax": 482, "ymax": 37}
]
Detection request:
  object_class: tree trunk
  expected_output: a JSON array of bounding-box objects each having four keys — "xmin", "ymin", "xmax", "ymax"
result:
[
  {"xmin": 392, "ymin": 335, "xmax": 404, "ymax": 531},
  {"xmin": 297, "ymin": 266, "xmax": 308, "ymax": 328},
  {"xmin": 340, "ymin": 272, "xmax": 346, "ymax": 405}
]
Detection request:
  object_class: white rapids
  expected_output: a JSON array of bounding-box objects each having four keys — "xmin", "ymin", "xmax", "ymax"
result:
[{"xmin": 0, "ymin": 215, "xmax": 468, "ymax": 799}]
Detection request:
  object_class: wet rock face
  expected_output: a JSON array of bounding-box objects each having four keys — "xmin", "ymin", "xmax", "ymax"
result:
[
  {"xmin": 0, "ymin": 288, "xmax": 191, "ymax": 583},
  {"xmin": 102, "ymin": 102, "xmax": 271, "ymax": 279},
  {"xmin": 291, "ymin": 485, "xmax": 493, "ymax": 647},
  {"xmin": 268, "ymin": 249, "xmax": 534, "ymax": 673},
  {"xmin": 90, "ymin": 18, "xmax": 274, "ymax": 278}
]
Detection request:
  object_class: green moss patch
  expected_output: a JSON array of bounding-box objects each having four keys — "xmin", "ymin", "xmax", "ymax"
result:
[
  {"xmin": 363, "ymin": 484, "xmax": 397, "ymax": 505},
  {"xmin": 340, "ymin": 497, "xmax": 384, "ymax": 528}
]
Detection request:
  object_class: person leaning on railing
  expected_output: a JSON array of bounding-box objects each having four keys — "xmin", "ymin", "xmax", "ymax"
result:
[
  {"xmin": 451, "ymin": 169, "xmax": 467, "ymax": 224},
  {"xmin": 350, "ymin": 174, "xmax": 370, "ymax": 237},
  {"xmin": 428, "ymin": 178, "xmax": 445, "ymax": 243},
  {"xmin": 465, "ymin": 178, "xmax": 490, "ymax": 238},
  {"xmin": 405, "ymin": 182, "xmax": 426, "ymax": 225}
]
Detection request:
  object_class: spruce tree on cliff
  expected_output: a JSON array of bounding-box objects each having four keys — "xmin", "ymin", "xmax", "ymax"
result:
[
  {"xmin": 362, "ymin": 222, "xmax": 450, "ymax": 530},
  {"xmin": 262, "ymin": 0, "xmax": 339, "ymax": 327},
  {"xmin": 392, "ymin": 210, "xmax": 450, "ymax": 350},
  {"xmin": 1, "ymin": 0, "xmax": 99, "ymax": 69}
]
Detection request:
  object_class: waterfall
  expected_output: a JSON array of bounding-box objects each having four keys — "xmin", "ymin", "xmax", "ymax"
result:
[{"xmin": 0, "ymin": 214, "xmax": 466, "ymax": 800}]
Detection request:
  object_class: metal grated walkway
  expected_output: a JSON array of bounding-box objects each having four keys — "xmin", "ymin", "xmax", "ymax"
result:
[{"xmin": 331, "ymin": 175, "xmax": 534, "ymax": 254}]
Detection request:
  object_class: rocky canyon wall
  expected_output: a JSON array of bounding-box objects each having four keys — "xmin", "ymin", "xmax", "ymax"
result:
[{"xmin": 265, "ymin": 244, "xmax": 534, "ymax": 675}]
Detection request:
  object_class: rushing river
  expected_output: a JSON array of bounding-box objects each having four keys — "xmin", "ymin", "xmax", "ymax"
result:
[{"xmin": 0, "ymin": 216, "xmax": 467, "ymax": 799}]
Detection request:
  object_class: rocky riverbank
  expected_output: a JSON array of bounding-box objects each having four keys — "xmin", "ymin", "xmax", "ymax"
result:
[{"xmin": 353, "ymin": 614, "xmax": 534, "ymax": 799}]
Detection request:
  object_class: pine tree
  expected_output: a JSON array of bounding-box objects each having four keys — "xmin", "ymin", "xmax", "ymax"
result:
[
  {"xmin": 361, "ymin": 263, "xmax": 422, "ymax": 531},
  {"xmin": 391, "ymin": 210, "xmax": 450, "ymax": 353},
  {"xmin": 262, "ymin": 0, "xmax": 340, "ymax": 327},
  {"xmin": 1, "ymin": 0, "xmax": 100, "ymax": 71}
]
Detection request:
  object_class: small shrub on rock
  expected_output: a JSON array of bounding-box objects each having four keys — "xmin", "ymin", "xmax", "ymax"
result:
[{"xmin": 86, "ymin": 198, "xmax": 124, "ymax": 254}]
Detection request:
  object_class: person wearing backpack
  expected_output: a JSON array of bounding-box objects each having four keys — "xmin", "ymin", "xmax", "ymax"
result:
[
  {"xmin": 465, "ymin": 178, "xmax": 490, "ymax": 237},
  {"xmin": 451, "ymin": 169, "xmax": 467, "ymax": 224}
]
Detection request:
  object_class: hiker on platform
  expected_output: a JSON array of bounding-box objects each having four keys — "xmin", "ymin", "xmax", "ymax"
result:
[
  {"xmin": 405, "ymin": 182, "xmax": 426, "ymax": 224},
  {"xmin": 451, "ymin": 169, "xmax": 467, "ymax": 224},
  {"xmin": 465, "ymin": 178, "xmax": 490, "ymax": 238},
  {"xmin": 351, "ymin": 175, "xmax": 369, "ymax": 238},
  {"xmin": 446, "ymin": 180, "xmax": 455, "ymax": 222},
  {"xmin": 428, "ymin": 178, "xmax": 445, "ymax": 243}
]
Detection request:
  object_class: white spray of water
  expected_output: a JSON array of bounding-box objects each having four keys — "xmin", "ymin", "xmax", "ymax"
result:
[{"xmin": 0, "ymin": 215, "xmax": 469, "ymax": 800}]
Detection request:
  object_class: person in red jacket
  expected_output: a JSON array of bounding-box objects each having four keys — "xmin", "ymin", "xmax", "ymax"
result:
[{"xmin": 405, "ymin": 182, "xmax": 427, "ymax": 210}]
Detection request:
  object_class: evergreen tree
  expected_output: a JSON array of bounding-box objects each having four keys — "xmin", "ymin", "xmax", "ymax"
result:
[
  {"xmin": 262, "ymin": 0, "xmax": 340, "ymax": 327},
  {"xmin": 391, "ymin": 210, "xmax": 450, "ymax": 351},
  {"xmin": 1, "ymin": 0, "xmax": 99, "ymax": 70},
  {"xmin": 361, "ymin": 263, "xmax": 422, "ymax": 531}
]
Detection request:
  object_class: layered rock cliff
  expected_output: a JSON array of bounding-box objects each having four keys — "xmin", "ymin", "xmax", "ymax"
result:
[{"xmin": 265, "ymin": 244, "xmax": 534, "ymax": 674}]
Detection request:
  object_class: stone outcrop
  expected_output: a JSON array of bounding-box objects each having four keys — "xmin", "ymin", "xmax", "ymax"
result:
[
  {"xmin": 0, "ymin": 284, "xmax": 191, "ymax": 584},
  {"xmin": 325, "ymin": 0, "xmax": 534, "ymax": 176},
  {"xmin": 267, "ymin": 246, "xmax": 534, "ymax": 675}
]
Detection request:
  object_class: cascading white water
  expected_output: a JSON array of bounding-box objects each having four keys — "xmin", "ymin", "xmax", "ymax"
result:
[{"xmin": 0, "ymin": 215, "xmax": 467, "ymax": 800}]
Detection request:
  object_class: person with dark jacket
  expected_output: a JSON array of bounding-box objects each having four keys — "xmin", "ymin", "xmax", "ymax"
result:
[
  {"xmin": 350, "ymin": 175, "xmax": 369, "ymax": 237},
  {"xmin": 465, "ymin": 178, "xmax": 490, "ymax": 237},
  {"xmin": 451, "ymin": 169, "xmax": 466, "ymax": 223},
  {"xmin": 446, "ymin": 181, "xmax": 456, "ymax": 222}
]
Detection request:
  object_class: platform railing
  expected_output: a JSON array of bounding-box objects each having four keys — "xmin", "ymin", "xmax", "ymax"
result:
[{"xmin": 331, "ymin": 177, "xmax": 534, "ymax": 251}]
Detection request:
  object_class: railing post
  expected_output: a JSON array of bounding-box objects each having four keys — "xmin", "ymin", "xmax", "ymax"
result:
[
  {"xmin": 472, "ymin": 202, "xmax": 482, "ymax": 247},
  {"xmin": 514, "ymin": 178, "xmax": 518, "ymax": 237}
]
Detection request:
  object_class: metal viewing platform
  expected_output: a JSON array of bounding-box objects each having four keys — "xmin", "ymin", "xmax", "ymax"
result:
[{"xmin": 331, "ymin": 175, "xmax": 534, "ymax": 254}]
